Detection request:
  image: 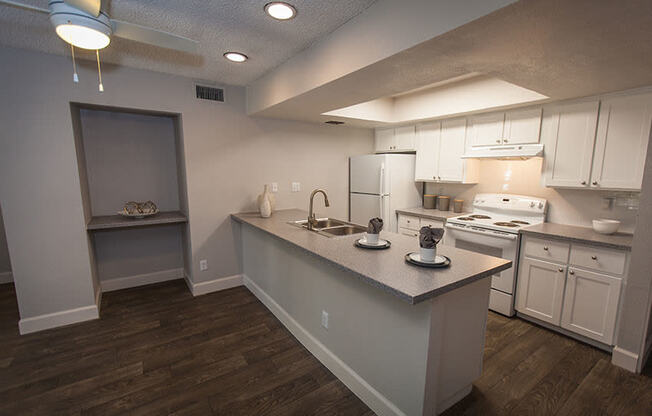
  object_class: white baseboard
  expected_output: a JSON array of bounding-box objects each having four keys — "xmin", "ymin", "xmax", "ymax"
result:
[
  {"xmin": 0, "ymin": 271, "xmax": 13, "ymax": 284},
  {"xmin": 243, "ymin": 275, "xmax": 405, "ymax": 416},
  {"xmin": 186, "ymin": 273, "xmax": 243, "ymax": 297},
  {"xmin": 612, "ymin": 346, "xmax": 639, "ymax": 373},
  {"xmin": 19, "ymin": 304, "xmax": 99, "ymax": 335},
  {"xmin": 100, "ymin": 268, "xmax": 184, "ymax": 292}
]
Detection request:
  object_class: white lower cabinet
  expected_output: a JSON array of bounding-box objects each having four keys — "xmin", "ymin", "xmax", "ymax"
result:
[
  {"xmin": 516, "ymin": 258, "xmax": 566, "ymax": 325},
  {"xmin": 516, "ymin": 235, "xmax": 627, "ymax": 346},
  {"xmin": 560, "ymin": 268, "xmax": 622, "ymax": 345},
  {"xmin": 397, "ymin": 214, "xmax": 444, "ymax": 240}
]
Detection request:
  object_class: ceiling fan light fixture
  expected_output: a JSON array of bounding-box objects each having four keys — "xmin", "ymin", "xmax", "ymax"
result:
[
  {"xmin": 49, "ymin": 2, "xmax": 112, "ymax": 49},
  {"xmin": 264, "ymin": 2, "xmax": 297, "ymax": 20},
  {"xmin": 55, "ymin": 23, "xmax": 110, "ymax": 50},
  {"xmin": 223, "ymin": 51, "xmax": 248, "ymax": 63}
]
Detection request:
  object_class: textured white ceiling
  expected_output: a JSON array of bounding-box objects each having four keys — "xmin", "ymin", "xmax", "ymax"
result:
[{"xmin": 0, "ymin": 0, "xmax": 377, "ymax": 85}]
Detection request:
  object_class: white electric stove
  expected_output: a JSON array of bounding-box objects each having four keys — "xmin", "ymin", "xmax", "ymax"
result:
[{"xmin": 444, "ymin": 193, "xmax": 547, "ymax": 316}]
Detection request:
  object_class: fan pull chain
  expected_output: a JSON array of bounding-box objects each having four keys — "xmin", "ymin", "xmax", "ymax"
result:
[
  {"xmin": 96, "ymin": 49, "xmax": 104, "ymax": 92},
  {"xmin": 71, "ymin": 44, "xmax": 78, "ymax": 83}
]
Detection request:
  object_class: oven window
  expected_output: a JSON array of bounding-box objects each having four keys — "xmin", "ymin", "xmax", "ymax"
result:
[{"xmin": 454, "ymin": 239, "xmax": 504, "ymax": 259}]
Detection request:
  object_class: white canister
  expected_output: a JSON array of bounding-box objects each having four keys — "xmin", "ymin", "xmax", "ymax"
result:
[
  {"xmin": 420, "ymin": 246, "xmax": 437, "ymax": 262},
  {"xmin": 365, "ymin": 233, "xmax": 379, "ymax": 244}
]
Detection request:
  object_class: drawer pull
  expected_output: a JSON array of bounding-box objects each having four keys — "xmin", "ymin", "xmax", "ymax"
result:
[
  {"xmin": 569, "ymin": 270, "xmax": 575, "ymax": 275},
  {"xmin": 543, "ymin": 246, "xmax": 549, "ymax": 251},
  {"xmin": 591, "ymin": 255, "xmax": 597, "ymax": 260},
  {"xmin": 558, "ymin": 268, "xmax": 564, "ymax": 272}
]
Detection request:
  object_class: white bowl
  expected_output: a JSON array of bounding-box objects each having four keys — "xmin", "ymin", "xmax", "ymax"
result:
[{"xmin": 592, "ymin": 219, "xmax": 620, "ymax": 235}]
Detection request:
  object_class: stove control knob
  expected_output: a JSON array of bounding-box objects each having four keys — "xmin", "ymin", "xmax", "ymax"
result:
[
  {"xmin": 529, "ymin": 202, "xmax": 535, "ymax": 208},
  {"xmin": 538, "ymin": 202, "xmax": 544, "ymax": 209}
]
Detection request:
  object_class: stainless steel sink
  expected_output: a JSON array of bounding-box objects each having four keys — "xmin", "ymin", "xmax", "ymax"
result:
[{"xmin": 288, "ymin": 217, "xmax": 366, "ymax": 238}]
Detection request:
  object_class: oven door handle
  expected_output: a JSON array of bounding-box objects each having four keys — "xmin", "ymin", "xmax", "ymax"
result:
[{"xmin": 445, "ymin": 223, "xmax": 518, "ymax": 241}]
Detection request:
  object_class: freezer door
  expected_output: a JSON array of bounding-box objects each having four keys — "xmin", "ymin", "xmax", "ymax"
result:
[
  {"xmin": 350, "ymin": 193, "xmax": 389, "ymax": 226},
  {"xmin": 350, "ymin": 154, "xmax": 388, "ymax": 195}
]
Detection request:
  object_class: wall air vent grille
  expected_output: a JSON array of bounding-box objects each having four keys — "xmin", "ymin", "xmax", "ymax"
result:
[
  {"xmin": 195, "ymin": 85, "xmax": 224, "ymax": 102},
  {"xmin": 325, "ymin": 120, "xmax": 345, "ymax": 125}
]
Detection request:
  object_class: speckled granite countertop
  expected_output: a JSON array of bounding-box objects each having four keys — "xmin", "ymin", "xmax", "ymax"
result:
[
  {"xmin": 395, "ymin": 207, "xmax": 468, "ymax": 221},
  {"xmin": 232, "ymin": 209, "xmax": 511, "ymax": 304},
  {"xmin": 520, "ymin": 223, "xmax": 633, "ymax": 251}
]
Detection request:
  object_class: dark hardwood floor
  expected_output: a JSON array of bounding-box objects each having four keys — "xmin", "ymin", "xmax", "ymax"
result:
[{"xmin": 1, "ymin": 280, "xmax": 651, "ymax": 415}]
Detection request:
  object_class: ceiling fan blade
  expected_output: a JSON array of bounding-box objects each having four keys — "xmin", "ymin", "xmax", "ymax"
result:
[
  {"xmin": 0, "ymin": 0, "xmax": 48, "ymax": 14},
  {"xmin": 111, "ymin": 19, "xmax": 198, "ymax": 54},
  {"xmin": 64, "ymin": 0, "xmax": 101, "ymax": 17}
]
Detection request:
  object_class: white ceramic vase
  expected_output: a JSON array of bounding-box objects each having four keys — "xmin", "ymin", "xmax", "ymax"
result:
[{"xmin": 257, "ymin": 185, "xmax": 273, "ymax": 218}]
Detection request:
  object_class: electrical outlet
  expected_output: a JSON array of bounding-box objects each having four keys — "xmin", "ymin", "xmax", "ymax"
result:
[
  {"xmin": 271, "ymin": 182, "xmax": 278, "ymax": 192},
  {"xmin": 321, "ymin": 310, "xmax": 329, "ymax": 329},
  {"xmin": 199, "ymin": 259, "xmax": 208, "ymax": 271},
  {"xmin": 292, "ymin": 182, "xmax": 301, "ymax": 192}
]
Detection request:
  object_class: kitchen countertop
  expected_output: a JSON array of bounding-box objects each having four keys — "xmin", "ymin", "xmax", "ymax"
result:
[
  {"xmin": 395, "ymin": 207, "xmax": 467, "ymax": 221},
  {"xmin": 232, "ymin": 209, "xmax": 511, "ymax": 304},
  {"xmin": 520, "ymin": 222, "xmax": 633, "ymax": 250}
]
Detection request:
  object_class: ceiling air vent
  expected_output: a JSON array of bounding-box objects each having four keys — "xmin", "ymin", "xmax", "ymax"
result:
[
  {"xmin": 325, "ymin": 120, "xmax": 345, "ymax": 125},
  {"xmin": 195, "ymin": 85, "xmax": 224, "ymax": 102}
]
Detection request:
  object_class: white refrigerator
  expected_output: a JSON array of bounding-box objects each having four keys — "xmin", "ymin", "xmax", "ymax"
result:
[{"xmin": 349, "ymin": 154, "xmax": 421, "ymax": 232}]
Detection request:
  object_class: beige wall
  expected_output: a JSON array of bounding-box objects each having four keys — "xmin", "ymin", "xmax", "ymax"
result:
[
  {"xmin": 426, "ymin": 158, "xmax": 638, "ymax": 232},
  {"xmin": 0, "ymin": 46, "xmax": 373, "ymax": 322}
]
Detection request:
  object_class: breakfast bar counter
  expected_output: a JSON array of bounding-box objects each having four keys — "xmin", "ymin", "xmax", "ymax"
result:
[{"xmin": 232, "ymin": 209, "xmax": 511, "ymax": 416}]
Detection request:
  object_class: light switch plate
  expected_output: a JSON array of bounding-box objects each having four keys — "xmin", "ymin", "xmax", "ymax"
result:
[
  {"xmin": 292, "ymin": 182, "xmax": 301, "ymax": 192},
  {"xmin": 271, "ymin": 182, "xmax": 278, "ymax": 192}
]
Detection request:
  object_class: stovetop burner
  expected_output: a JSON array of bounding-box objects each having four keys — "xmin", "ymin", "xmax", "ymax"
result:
[
  {"xmin": 457, "ymin": 217, "xmax": 475, "ymax": 221},
  {"xmin": 469, "ymin": 215, "xmax": 491, "ymax": 219},
  {"xmin": 494, "ymin": 222, "xmax": 519, "ymax": 227},
  {"xmin": 511, "ymin": 220, "xmax": 530, "ymax": 225}
]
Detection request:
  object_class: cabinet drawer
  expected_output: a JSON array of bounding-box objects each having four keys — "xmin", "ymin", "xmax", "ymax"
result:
[
  {"xmin": 399, "ymin": 227, "xmax": 419, "ymax": 238},
  {"xmin": 398, "ymin": 215, "xmax": 420, "ymax": 231},
  {"xmin": 523, "ymin": 236, "xmax": 570, "ymax": 264},
  {"xmin": 421, "ymin": 218, "xmax": 444, "ymax": 229},
  {"xmin": 569, "ymin": 244, "xmax": 627, "ymax": 276}
]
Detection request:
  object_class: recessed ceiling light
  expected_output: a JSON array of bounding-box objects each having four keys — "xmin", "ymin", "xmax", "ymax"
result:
[
  {"xmin": 264, "ymin": 2, "xmax": 297, "ymax": 20},
  {"xmin": 223, "ymin": 52, "xmax": 248, "ymax": 63}
]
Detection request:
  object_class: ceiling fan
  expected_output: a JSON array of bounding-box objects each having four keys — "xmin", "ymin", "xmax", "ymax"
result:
[{"xmin": 0, "ymin": 0, "xmax": 198, "ymax": 53}]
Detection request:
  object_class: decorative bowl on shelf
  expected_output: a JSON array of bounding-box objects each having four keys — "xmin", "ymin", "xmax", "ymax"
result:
[
  {"xmin": 592, "ymin": 219, "xmax": 620, "ymax": 235},
  {"xmin": 118, "ymin": 201, "xmax": 159, "ymax": 219}
]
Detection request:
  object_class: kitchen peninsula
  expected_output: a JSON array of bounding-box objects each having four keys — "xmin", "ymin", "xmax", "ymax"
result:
[{"xmin": 232, "ymin": 209, "xmax": 511, "ymax": 416}]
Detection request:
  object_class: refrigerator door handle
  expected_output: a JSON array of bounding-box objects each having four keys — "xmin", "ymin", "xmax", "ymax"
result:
[
  {"xmin": 379, "ymin": 163, "xmax": 385, "ymax": 218},
  {"xmin": 379, "ymin": 162, "xmax": 385, "ymax": 195}
]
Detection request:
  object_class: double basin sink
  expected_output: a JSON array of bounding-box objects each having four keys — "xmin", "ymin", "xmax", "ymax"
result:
[{"xmin": 289, "ymin": 218, "xmax": 367, "ymax": 237}]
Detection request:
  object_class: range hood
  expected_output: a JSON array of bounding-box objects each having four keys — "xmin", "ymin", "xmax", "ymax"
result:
[{"xmin": 461, "ymin": 143, "xmax": 544, "ymax": 160}]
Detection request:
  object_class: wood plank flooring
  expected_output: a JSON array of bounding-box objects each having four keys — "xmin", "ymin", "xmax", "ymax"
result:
[{"xmin": 1, "ymin": 280, "xmax": 651, "ymax": 415}]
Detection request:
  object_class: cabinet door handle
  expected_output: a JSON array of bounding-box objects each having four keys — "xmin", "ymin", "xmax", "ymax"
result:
[
  {"xmin": 496, "ymin": 139, "xmax": 501, "ymax": 143},
  {"xmin": 569, "ymin": 270, "xmax": 575, "ymax": 275},
  {"xmin": 433, "ymin": 176, "xmax": 436, "ymax": 180},
  {"xmin": 591, "ymin": 255, "xmax": 597, "ymax": 260},
  {"xmin": 592, "ymin": 181, "xmax": 598, "ymax": 185},
  {"xmin": 581, "ymin": 181, "xmax": 587, "ymax": 185},
  {"xmin": 558, "ymin": 268, "xmax": 564, "ymax": 272},
  {"xmin": 543, "ymin": 246, "xmax": 549, "ymax": 251},
  {"xmin": 503, "ymin": 139, "xmax": 508, "ymax": 143}
]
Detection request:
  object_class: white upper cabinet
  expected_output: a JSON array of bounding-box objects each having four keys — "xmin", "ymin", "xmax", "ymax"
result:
[
  {"xmin": 438, "ymin": 118, "xmax": 468, "ymax": 182},
  {"xmin": 414, "ymin": 122, "xmax": 440, "ymax": 182},
  {"xmin": 414, "ymin": 119, "xmax": 478, "ymax": 183},
  {"xmin": 590, "ymin": 92, "xmax": 652, "ymax": 190},
  {"xmin": 543, "ymin": 100, "xmax": 600, "ymax": 188},
  {"xmin": 394, "ymin": 126, "xmax": 416, "ymax": 151},
  {"xmin": 374, "ymin": 128, "xmax": 395, "ymax": 152},
  {"xmin": 374, "ymin": 126, "xmax": 416, "ymax": 153},
  {"xmin": 467, "ymin": 113, "xmax": 505, "ymax": 147},
  {"xmin": 543, "ymin": 91, "xmax": 652, "ymax": 191},
  {"xmin": 503, "ymin": 108, "xmax": 542, "ymax": 144}
]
